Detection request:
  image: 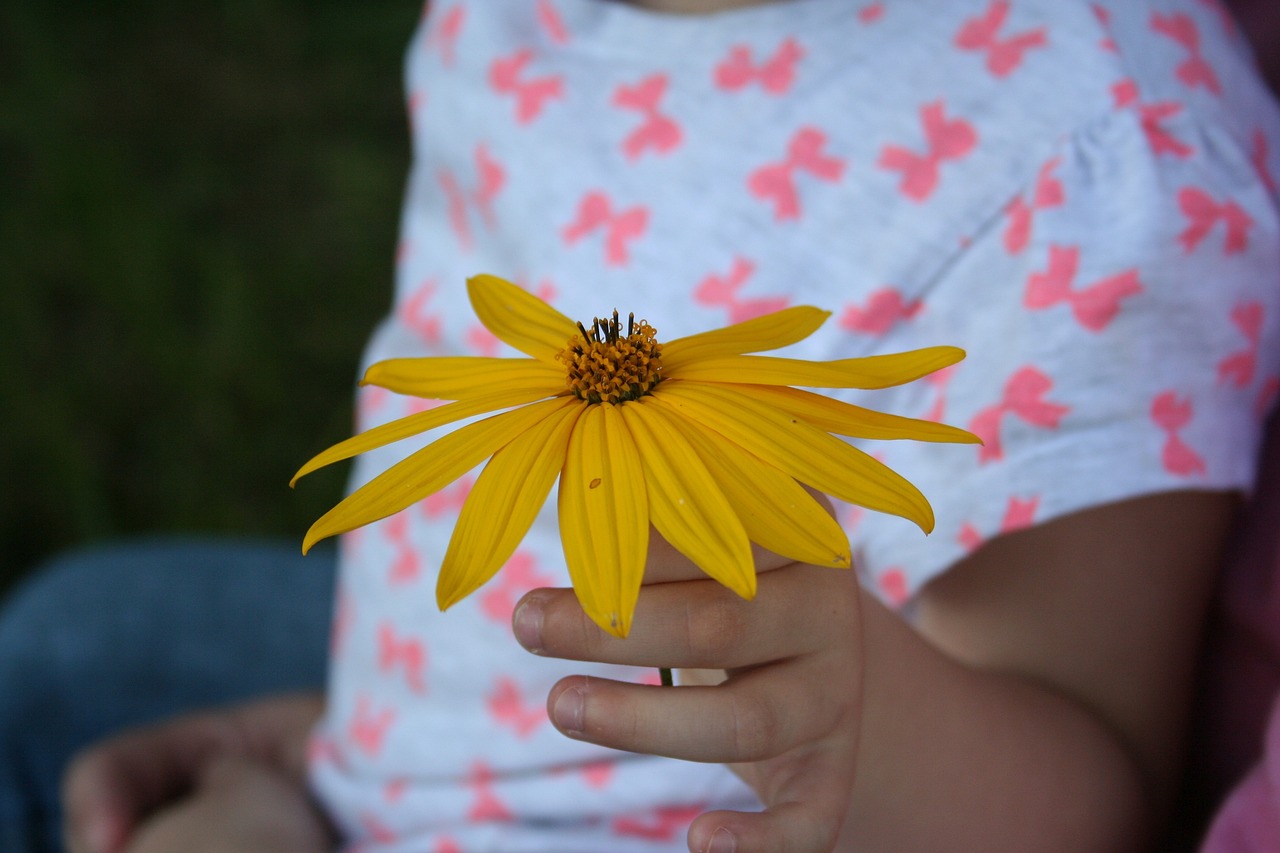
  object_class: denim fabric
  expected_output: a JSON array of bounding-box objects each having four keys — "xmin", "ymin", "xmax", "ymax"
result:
[{"xmin": 0, "ymin": 538, "xmax": 335, "ymax": 853}]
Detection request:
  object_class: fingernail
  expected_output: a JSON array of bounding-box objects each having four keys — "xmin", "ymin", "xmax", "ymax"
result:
[
  {"xmin": 707, "ymin": 827, "xmax": 737, "ymax": 853},
  {"xmin": 512, "ymin": 596, "xmax": 544, "ymax": 653},
  {"xmin": 552, "ymin": 686, "xmax": 584, "ymax": 736}
]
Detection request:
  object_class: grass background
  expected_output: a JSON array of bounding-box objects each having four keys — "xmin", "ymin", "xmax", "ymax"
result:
[{"xmin": 1, "ymin": 0, "xmax": 417, "ymax": 598}]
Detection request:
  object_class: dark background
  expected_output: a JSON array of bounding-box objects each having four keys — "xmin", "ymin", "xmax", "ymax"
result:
[
  {"xmin": 1, "ymin": 0, "xmax": 417, "ymax": 596},
  {"xmin": 1, "ymin": 1, "xmax": 1278, "ymax": 602}
]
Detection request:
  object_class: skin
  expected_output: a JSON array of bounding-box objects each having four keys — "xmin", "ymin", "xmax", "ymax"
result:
[
  {"xmin": 63, "ymin": 491, "xmax": 1235, "ymax": 853},
  {"xmin": 520, "ymin": 490, "xmax": 1234, "ymax": 852},
  {"xmin": 62, "ymin": 695, "xmax": 332, "ymax": 853}
]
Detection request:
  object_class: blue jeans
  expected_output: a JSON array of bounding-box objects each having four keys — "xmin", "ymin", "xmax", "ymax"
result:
[{"xmin": 0, "ymin": 537, "xmax": 336, "ymax": 853}]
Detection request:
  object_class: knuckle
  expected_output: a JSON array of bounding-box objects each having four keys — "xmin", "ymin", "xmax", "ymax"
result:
[
  {"xmin": 727, "ymin": 692, "xmax": 783, "ymax": 761},
  {"xmin": 684, "ymin": 595, "xmax": 747, "ymax": 663}
]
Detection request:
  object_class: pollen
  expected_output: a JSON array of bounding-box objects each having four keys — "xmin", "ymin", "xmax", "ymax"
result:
[{"xmin": 556, "ymin": 310, "xmax": 663, "ymax": 405}]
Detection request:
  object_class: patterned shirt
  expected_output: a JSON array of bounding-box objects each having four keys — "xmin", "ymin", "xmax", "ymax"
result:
[{"xmin": 309, "ymin": 1, "xmax": 1280, "ymax": 849}]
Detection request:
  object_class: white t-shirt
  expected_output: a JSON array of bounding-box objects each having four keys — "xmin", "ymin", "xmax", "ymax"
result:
[{"xmin": 309, "ymin": 1, "xmax": 1280, "ymax": 849}]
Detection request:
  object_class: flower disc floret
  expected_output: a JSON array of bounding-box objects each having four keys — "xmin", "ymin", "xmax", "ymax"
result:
[{"xmin": 556, "ymin": 310, "xmax": 663, "ymax": 405}]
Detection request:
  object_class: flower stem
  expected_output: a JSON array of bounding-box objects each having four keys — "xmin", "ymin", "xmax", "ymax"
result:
[{"xmin": 659, "ymin": 667, "xmax": 673, "ymax": 687}]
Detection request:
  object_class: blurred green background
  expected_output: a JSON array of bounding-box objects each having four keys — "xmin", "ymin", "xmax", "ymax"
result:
[{"xmin": 1, "ymin": 0, "xmax": 418, "ymax": 597}]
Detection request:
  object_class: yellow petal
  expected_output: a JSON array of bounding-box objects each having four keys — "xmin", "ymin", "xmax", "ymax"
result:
[
  {"xmin": 661, "ymin": 306, "xmax": 830, "ymax": 371},
  {"xmin": 651, "ymin": 383, "xmax": 935, "ymax": 533},
  {"xmin": 362, "ymin": 356, "xmax": 565, "ymax": 401},
  {"xmin": 291, "ymin": 386, "xmax": 567, "ymax": 487},
  {"xmin": 620, "ymin": 397, "xmax": 756, "ymax": 601},
  {"xmin": 467, "ymin": 274, "xmax": 579, "ymax": 364},
  {"xmin": 302, "ymin": 397, "xmax": 577, "ymax": 553},
  {"xmin": 558, "ymin": 403, "xmax": 649, "ymax": 638},
  {"xmin": 678, "ymin": 416, "xmax": 852, "ymax": 569},
  {"xmin": 436, "ymin": 402, "xmax": 581, "ymax": 611},
  {"xmin": 666, "ymin": 346, "xmax": 965, "ymax": 389},
  {"xmin": 721, "ymin": 383, "xmax": 981, "ymax": 445}
]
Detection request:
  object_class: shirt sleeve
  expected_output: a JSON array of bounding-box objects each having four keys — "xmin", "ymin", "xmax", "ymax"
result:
[{"xmin": 847, "ymin": 103, "xmax": 1280, "ymax": 607}]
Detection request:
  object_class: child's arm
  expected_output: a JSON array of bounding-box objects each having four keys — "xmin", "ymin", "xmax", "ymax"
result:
[{"xmin": 514, "ymin": 489, "xmax": 1236, "ymax": 852}]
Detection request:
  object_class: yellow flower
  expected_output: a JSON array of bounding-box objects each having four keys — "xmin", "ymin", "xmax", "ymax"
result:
[{"xmin": 294, "ymin": 274, "xmax": 978, "ymax": 637}]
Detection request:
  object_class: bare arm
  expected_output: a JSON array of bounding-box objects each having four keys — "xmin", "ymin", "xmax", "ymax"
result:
[{"xmin": 840, "ymin": 490, "xmax": 1233, "ymax": 850}]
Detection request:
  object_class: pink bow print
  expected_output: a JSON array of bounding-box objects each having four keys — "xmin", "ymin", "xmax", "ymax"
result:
[
  {"xmin": 839, "ymin": 286, "xmax": 922, "ymax": 335},
  {"xmin": 467, "ymin": 762, "xmax": 514, "ymax": 823},
  {"xmin": 1024, "ymin": 244, "xmax": 1143, "ymax": 332},
  {"xmin": 489, "ymin": 49, "xmax": 564, "ymax": 124},
  {"xmin": 398, "ymin": 280, "xmax": 442, "ymax": 346},
  {"xmin": 954, "ymin": 1, "xmax": 1048, "ymax": 78},
  {"xmin": 1003, "ymin": 157, "xmax": 1063, "ymax": 254},
  {"xmin": 438, "ymin": 145, "xmax": 506, "ymax": 250},
  {"xmin": 377, "ymin": 622, "xmax": 428, "ymax": 694},
  {"xmin": 714, "ymin": 37, "xmax": 804, "ymax": 94},
  {"xmin": 1112, "ymin": 80, "xmax": 1198, "ymax": 158},
  {"xmin": 426, "ymin": 5, "xmax": 465, "ymax": 67},
  {"xmin": 967, "ymin": 367, "xmax": 1070, "ymax": 463},
  {"xmin": 1151, "ymin": 391, "xmax": 1206, "ymax": 476},
  {"xmin": 562, "ymin": 192, "xmax": 649, "ymax": 265},
  {"xmin": 348, "ymin": 696, "xmax": 397, "ymax": 757},
  {"xmin": 693, "ymin": 257, "xmax": 789, "ymax": 323},
  {"xmin": 1218, "ymin": 301, "xmax": 1264, "ymax": 387},
  {"xmin": 479, "ymin": 550, "xmax": 552, "ymax": 623},
  {"xmin": 536, "ymin": 0, "xmax": 570, "ymax": 44},
  {"xmin": 487, "ymin": 676, "xmax": 548, "ymax": 738},
  {"xmin": 1177, "ymin": 186, "xmax": 1252, "ymax": 254},
  {"xmin": 381, "ymin": 512, "xmax": 421, "ymax": 585},
  {"xmin": 1151, "ymin": 12, "xmax": 1222, "ymax": 95},
  {"xmin": 613, "ymin": 74, "xmax": 682, "ymax": 159},
  {"xmin": 877, "ymin": 101, "xmax": 977, "ymax": 202},
  {"xmin": 748, "ymin": 126, "xmax": 846, "ymax": 220},
  {"xmin": 957, "ymin": 495, "xmax": 1040, "ymax": 552}
]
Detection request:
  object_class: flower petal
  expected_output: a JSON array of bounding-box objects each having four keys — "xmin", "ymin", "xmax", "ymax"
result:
[
  {"xmin": 291, "ymin": 386, "xmax": 567, "ymax": 486},
  {"xmin": 436, "ymin": 402, "xmax": 582, "ymax": 611},
  {"xmin": 301, "ymin": 397, "xmax": 577, "ymax": 553},
  {"xmin": 661, "ymin": 306, "xmax": 830, "ymax": 371},
  {"xmin": 558, "ymin": 403, "xmax": 649, "ymax": 638},
  {"xmin": 719, "ymin": 383, "xmax": 981, "ymax": 445},
  {"xmin": 467, "ymin": 274, "xmax": 579, "ymax": 364},
  {"xmin": 666, "ymin": 346, "xmax": 965, "ymax": 389},
  {"xmin": 620, "ymin": 398, "xmax": 756, "ymax": 601},
  {"xmin": 362, "ymin": 356, "xmax": 565, "ymax": 401},
  {"xmin": 679, "ymin": 416, "xmax": 852, "ymax": 569},
  {"xmin": 651, "ymin": 383, "xmax": 935, "ymax": 533}
]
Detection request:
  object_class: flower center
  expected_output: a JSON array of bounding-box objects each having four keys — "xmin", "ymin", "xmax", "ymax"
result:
[{"xmin": 556, "ymin": 310, "xmax": 663, "ymax": 405}]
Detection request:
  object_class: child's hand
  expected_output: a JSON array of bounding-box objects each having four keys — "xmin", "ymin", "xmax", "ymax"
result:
[
  {"xmin": 513, "ymin": 547, "xmax": 863, "ymax": 853},
  {"xmin": 119, "ymin": 754, "xmax": 333, "ymax": 853},
  {"xmin": 514, "ymin": 491, "xmax": 1238, "ymax": 853},
  {"xmin": 62, "ymin": 693, "xmax": 328, "ymax": 853}
]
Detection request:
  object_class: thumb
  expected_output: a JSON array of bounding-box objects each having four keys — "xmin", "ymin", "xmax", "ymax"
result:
[
  {"xmin": 687, "ymin": 745, "xmax": 856, "ymax": 853},
  {"xmin": 687, "ymin": 801, "xmax": 844, "ymax": 853},
  {"xmin": 62, "ymin": 748, "xmax": 143, "ymax": 853},
  {"xmin": 62, "ymin": 713, "xmax": 240, "ymax": 853}
]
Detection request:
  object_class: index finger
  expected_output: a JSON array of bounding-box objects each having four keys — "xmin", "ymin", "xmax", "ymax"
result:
[
  {"xmin": 516, "ymin": 560, "xmax": 858, "ymax": 670},
  {"xmin": 640, "ymin": 527, "xmax": 796, "ymax": 585},
  {"xmin": 641, "ymin": 484, "xmax": 841, "ymax": 586}
]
